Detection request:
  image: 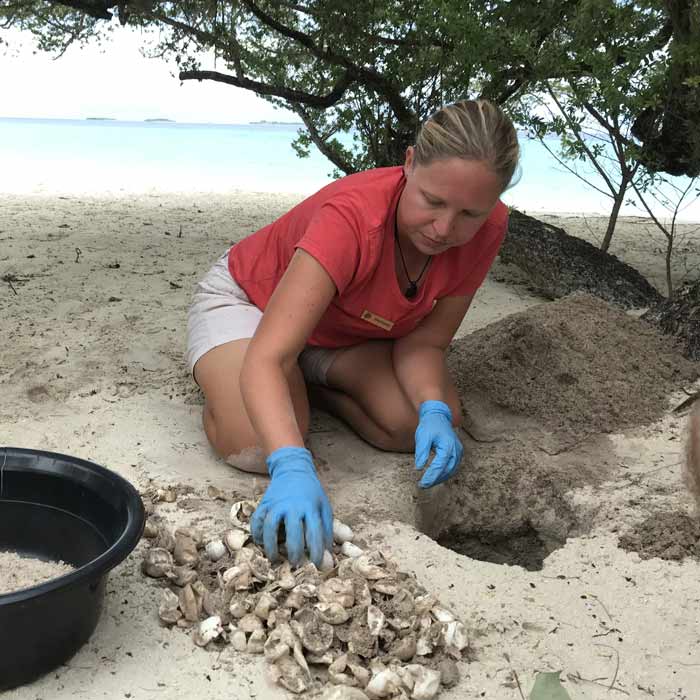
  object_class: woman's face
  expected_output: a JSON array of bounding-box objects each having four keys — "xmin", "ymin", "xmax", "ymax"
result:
[{"xmin": 397, "ymin": 147, "xmax": 503, "ymax": 256}]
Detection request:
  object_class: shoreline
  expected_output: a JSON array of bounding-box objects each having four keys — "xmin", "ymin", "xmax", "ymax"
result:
[{"xmin": 1, "ymin": 189, "xmax": 698, "ymax": 225}]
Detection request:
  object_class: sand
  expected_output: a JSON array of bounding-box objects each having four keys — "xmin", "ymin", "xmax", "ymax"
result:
[
  {"xmin": 2, "ymin": 191, "xmax": 700, "ymax": 699},
  {"xmin": 0, "ymin": 551, "xmax": 75, "ymax": 594}
]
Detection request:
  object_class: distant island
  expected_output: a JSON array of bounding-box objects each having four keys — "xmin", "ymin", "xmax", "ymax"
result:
[
  {"xmin": 250, "ymin": 120, "xmax": 303, "ymax": 125},
  {"xmin": 145, "ymin": 118, "xmax": 176, "ymax": 123},
  {"xmin": 86, "ymin": 117, "xmax": 116, "ymax": 121}
]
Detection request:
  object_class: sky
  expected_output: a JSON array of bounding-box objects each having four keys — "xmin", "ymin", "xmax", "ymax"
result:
[{"xmin": 0, "ymin": 24, "xmax": 297, "ymax": 124}]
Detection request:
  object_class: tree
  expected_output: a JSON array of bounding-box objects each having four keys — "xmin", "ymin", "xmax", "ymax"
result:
[
  {"xmin": 2, "ymin": 1, "xmax": 698, "ymax": 180},
  {"xmin": 631, "ymin": 173, "xmax": 699, "ymax": 295},
  {"xmin": 517, "ymin": 87, "xmax": 643, "ymax": 253},
  {"xmin": 513, "ymin": 0, "xmax": 700, "ymax": 251},
  {"xmin": 631, "ymin": 0, "xmax": 700, "ymax": 178}
]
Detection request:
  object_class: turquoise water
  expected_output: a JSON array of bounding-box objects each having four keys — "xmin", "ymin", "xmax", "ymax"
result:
[
  {"xmin": 1, "ymin": 117, "xmax": 697, "ymax": 220},
  {"xmin": 0, "ymin": 117, "xmax": 335, "ymax": 194}
]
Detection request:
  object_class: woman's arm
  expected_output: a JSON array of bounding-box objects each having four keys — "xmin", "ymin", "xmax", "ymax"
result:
[
  {"xmin": 239, "ymin": 248, "xmax": 337, "ymax": 452},
  {"xmin": 241, "ymin": 248, "xmax": 338, "ymax": 566},
  {"xmin": 392, "ymin": 295, "xmax": 473, "ymax": 411},
  {"xmin": 393, "ymin": 295, "xmax": 473, "ymax": 488}
]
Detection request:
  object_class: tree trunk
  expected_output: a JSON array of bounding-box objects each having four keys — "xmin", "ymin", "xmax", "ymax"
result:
[
  {"xmin": 500, "ymin": 210, "xmax": 663, "ymax": 309},
  {"xmin": 665, "ymin": 234, "xmax": 674, "ymax": 297},
  {"xmin": 600, "ymin": 179, "xmax": 629, "ymax": 252}
]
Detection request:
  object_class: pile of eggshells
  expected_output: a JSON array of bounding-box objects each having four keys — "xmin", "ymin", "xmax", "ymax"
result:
[{"xmin": 141, "ymin": 500, "xmax": 467, "ymax": 699}]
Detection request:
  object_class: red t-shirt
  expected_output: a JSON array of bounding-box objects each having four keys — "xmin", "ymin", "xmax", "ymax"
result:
[{"xmin": 229, "ymin": 166, "xmax": 507, "ymax": 348}]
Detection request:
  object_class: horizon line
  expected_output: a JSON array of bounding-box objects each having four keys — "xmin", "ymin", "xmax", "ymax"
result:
[{"xmin": 0, "ymin": 115, "xmax": 304, "ymax": 127}]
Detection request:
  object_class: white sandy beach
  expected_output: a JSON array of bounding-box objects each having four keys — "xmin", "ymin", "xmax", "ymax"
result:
[{"xmin": 2, "ymin": 190, "xmax": 700, "ymax": 700}]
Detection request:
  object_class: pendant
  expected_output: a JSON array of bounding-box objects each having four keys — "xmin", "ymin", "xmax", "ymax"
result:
[{"xmin": 405, "ymin": 282, "xmax": 418, "ymax": 299}]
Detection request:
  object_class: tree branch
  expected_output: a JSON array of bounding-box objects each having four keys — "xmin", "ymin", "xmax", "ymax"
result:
[
  {"xmin": 240, "ymin": 0, "xmax": 327, "ymax": 58},
  {"xmin": 49, "ymin": 15, "xmax": 85, "ymax": 58},
  {"xmin": 480, "ymin": 0, "xmax": 577, "ymax": 103},
  {"xmin": 292, "ymin": 104, "xmax": 354, "ymax": 174},
  {"xmin": 240, "ymin": 0, "xmax": 415, "ymax": 127},
  {"xmin": 480, "ymin": 74, "xmax": 528, "ymax": 105},
  {"xmin": 179, "ymin": 69, "xmax": 354, "ymax": 109},
  {"xmin": 579, "ymin": 96, "xmax": 636, "ymax": 155},
  {"xmin": 545, "ymin": 81, "xmax": 618, "ymax": 195},
  {"xmin": 143, "ymin": 10, "xmax": 235, "ymax": 55},
  {"xmin": 49, "ymin": 0, "xmax": 114, "ymax": 20},
  {"xmin": 537, "ymin": 132, "xmax": 613, "ymax": 200},
  {"xmin": 276, "ymin": 2, "xmax": 448, "ymax": 50}
]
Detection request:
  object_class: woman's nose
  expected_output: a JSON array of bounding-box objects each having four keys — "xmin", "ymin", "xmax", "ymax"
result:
[{"xmin": 432, "ymin": 212, "xmax": 455, "ymax": 238}]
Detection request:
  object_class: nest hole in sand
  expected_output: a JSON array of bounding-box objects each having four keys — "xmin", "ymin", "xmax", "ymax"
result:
[
  {"xmin": 425, "ymin": 294, "xmax": 698, "ymax": 571},
  {"xmin": 437, "ymin": 524, "xmax": 551, "ymax": 571},
  {"xmin": 413, "ymin": 441, "xmax": 581, "ymax": 572}
]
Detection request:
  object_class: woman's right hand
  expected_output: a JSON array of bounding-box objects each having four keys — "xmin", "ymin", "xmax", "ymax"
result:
[
  {"xmin": 251, "ymin": 446, "xmax": 333, "ymax": 567},
  {"xmin": 414, "ymin": 400, "xmax": 463, "ymax": 488}
]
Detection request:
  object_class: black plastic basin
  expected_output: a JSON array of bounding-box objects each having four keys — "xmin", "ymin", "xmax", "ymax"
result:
[{"xmin": 0, "ymin": 447, "xmax": 145, "ymax": 690}]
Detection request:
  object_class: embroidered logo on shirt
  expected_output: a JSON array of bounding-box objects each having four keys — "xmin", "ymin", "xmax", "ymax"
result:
[{"xmin": 361, "ymin": 309, "xmax": 394, "ymax": 331}]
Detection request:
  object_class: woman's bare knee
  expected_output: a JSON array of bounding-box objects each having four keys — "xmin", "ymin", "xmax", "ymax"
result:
[
  {"xmin": 369, "ymin": 411, "xmax": 417, "ymax": 453},
  {"xmin": 203, "ymin": 403, "xmax": 257, "ymax": 458},
  {"xmin": 377, "ymin": 389, "xmax": 465, "ymax": 452},
  {"xmin": 371, "ymin": 428, "xmax": 415, "ymax": 453},
  {"xmin": 225, "ymin": 446, "xmax": 268, "ymax": 474},
  {"xmin": 203, "ymin": 408, "xmax": 266, "ymax": 473},
  {"xmin": 196, "ymin": 340, "xmax": 310, "ymax": 466}
]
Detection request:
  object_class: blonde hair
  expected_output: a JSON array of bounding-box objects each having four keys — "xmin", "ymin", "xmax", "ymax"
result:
[{"xmin": 414, "ymin": 100, "xmax": 520, "ymax": 191}]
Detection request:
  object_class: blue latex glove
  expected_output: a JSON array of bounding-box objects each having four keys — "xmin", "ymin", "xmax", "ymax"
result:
[
  {"xmin": 414, "ymin": 400, "xmax": 463, "ymax": 488},
  {"xmin": 251, "ymin": 446, "xmax": 333, "ymax": 567}
]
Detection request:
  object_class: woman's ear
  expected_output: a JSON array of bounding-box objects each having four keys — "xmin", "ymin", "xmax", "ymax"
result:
[{"xmin": 403, "ymin": 146, "xmax": 415, "ymax": 175}]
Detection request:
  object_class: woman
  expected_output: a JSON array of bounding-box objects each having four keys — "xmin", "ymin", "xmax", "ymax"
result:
[{"xmin": 186, "ymin": 99, "xmax": 520, "ymax": 567}]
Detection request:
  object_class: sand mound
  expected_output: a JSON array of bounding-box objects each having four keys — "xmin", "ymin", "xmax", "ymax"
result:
[
  {"xmin": 435, "ymin": 294, "xmax": 699, "ymax": 569},
  {"xmin": 644, "ymin": 278, "xmax": 700, "ymax": 360},
  {"xmin": 448, "ymin": 293, "xmax": 697, "ymax": 445},
  {"xmin": 619, "ymin": 511, "xmax": 700, "ymax": 560}
]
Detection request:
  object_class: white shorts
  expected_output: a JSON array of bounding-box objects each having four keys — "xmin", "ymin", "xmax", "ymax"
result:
[{"xmin": 185, "ymin": 251, "xmax": 340, "ymax": 385}]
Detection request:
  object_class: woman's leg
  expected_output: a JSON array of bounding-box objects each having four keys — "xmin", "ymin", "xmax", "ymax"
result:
[
  {"xmin": 308, "ymin": 340, "xmax": 461, "ymax": 453},
  {"xmin": 194, "ymin": 339, "xmax": 311, "ymax": 473}
]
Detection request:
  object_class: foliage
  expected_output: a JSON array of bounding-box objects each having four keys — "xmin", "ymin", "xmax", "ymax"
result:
[
  {"xmin": 632, "ymin": 173, "xmax": 700, "ymax": 295},
  {"xmin": 2, "ymin": 0, "xmax": 697, "ymax": 181},
  {"xmin": 517, "ymin": 85, "xmax": 642, "ymax": 252},
  {"xmin": 0, "ymin": 1, "xmax": 113, "ymax": 56},
  {"xmin": 511, "ymin": 0, "xmax": 699, "ymax": 251},
  {"xmin": 541, "ymin": 1, "xmax": 698, "ymax": 179}
]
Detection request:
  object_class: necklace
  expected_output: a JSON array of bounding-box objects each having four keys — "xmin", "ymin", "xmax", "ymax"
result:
[{"xmin": 394, "ymin": 209, "xmax": 431, "ymax": 299}]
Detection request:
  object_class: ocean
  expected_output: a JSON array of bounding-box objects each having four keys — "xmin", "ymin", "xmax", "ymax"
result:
[{"xmin": 1, "ymin": 117, "xmax": 697, "ymax": 221}]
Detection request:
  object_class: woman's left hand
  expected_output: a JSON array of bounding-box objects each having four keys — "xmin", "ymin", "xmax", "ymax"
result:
[{"xmin": 414, "ymin": 400, "xmax": 463, "ymax": 488}]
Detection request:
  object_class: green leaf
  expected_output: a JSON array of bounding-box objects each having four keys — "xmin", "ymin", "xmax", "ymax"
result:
[{"xmin": 529, "ymin": 671, "xmax": 572, "ymax": 700}]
